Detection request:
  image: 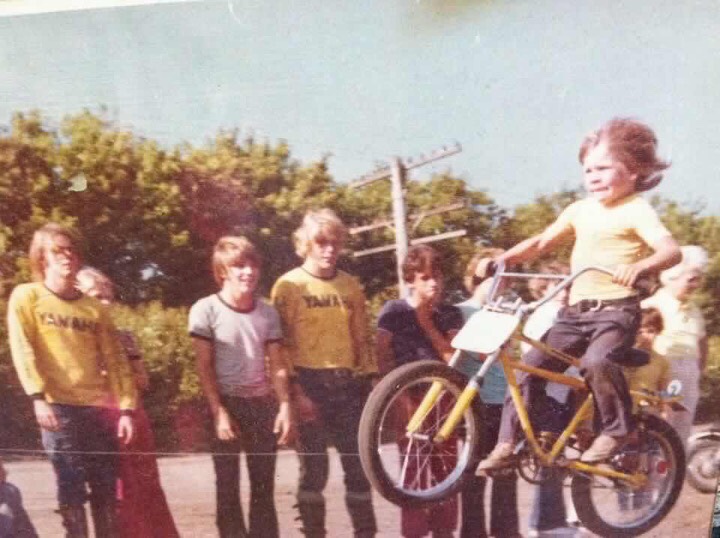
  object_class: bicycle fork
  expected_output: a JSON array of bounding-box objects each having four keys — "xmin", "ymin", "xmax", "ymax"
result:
[{"xmin": 405, "ymin": 350, "xmax": 482, "ymax": 443}]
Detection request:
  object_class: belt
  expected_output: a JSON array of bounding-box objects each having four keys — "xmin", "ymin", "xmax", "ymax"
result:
[
  {"xmin": 295, "ymin": 367, "xmax": 356, "ymax": 384},
  {"xmin": 570, "ymin": 296, "xmax": 639, "ymax": 313}
]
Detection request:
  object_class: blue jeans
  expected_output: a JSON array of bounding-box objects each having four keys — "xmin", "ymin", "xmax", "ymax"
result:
[
  {"xmin": 461, "ymin": 404, "xmax": 518, "ymax": 538},
  {"xmin": 212, "ymin": 394, "xmax": 279, "ymax": 538},
  {"xmin": 41, "ymin": 404, "xmax": 118, "ymax": 507},
  {"xmin": 529, "ymin": 469, "xmax": 567, "ymax": 531}
]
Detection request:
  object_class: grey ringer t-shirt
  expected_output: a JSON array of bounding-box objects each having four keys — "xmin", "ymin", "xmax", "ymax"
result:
[{"xmin": 188, "ymin": 294, "xmax": 282, "ymax": 398}]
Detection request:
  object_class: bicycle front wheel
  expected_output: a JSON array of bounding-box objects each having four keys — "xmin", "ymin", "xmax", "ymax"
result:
[
  {"xmin": 570, "ymin": 413, "xmax": 685, "ymax": 537},
  {"xmin": 358, "ymin": 360, "xmax": 484, "ymax": 507}
]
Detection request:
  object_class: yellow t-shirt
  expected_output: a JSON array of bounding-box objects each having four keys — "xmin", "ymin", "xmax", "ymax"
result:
[
  {"xmin": 270, "ymin": 267, "xmax": 377, "ymax": 374},
  {"xmin": 7, "ymin": 283, "xmax": 137, "ymax": 409},
  {"xmin": 553, "ymin": 195, "xmax": 671, "ymax": 304},
  {"xmin": 642, "ymin": 288, "xmax": 706, "ymax": 361},
  {"xmin": 623, "ymin": 350, "xmax": 671, "ymax": 393}
]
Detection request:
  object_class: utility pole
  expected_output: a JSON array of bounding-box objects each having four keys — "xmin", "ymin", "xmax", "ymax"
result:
[
  {"xmin": 349, "ymin": 143, "xmax": 463, "ymax": 297},
  {"xmin": 390, "ymin": 157, "xmax": 409, "ymax": 294}
]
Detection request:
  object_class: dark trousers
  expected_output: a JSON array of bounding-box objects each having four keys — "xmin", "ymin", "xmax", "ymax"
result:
[
  {"xmin": 461, "ymin": 404, "xmax": 518, "ymax": 538},
  {"xmin": 296, "ymin": 368, "xmax": 376, "ymax": 537},
  {"xmin": 212, "ymin": 394, "xmax": 279, "ymax": 538},
  {"xmin": 499, "ymin": 303, "xmax": 640, "ymax": 443},
  {"xmin": 41, "ymin": 404, "xmax": 118, "ymax": 507}
]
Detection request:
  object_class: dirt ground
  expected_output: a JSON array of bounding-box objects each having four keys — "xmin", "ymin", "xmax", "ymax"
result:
[{"xmin": 6, "ymin": 448, "xmax": 717, "ymax": 537}]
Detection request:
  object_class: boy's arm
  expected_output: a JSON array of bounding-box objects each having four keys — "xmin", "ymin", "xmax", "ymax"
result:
[
  {"xmin": 415, "ymin": 307, "xmax": 456, "ymax": 363},
  {"xmin": 375, "ymin": 329, "xmax": 395, "ymax": 376},
  {"xmin": 613, "ymin": 235, "xmax": 681, "ymax": 288},
  {"xmin": 192, "ymin": 336, "xmax": 237, "ymax": 440},
  {"xmin": 270, "ymin": 280, "xmax": 298, "ymax": 376},
  {"xmin": 7, "ymin": 293, "xmax": 59, "ymax": 432},
  {"xmin": 7, "ymin": 288, "xmax": 45, "ymax": 397},
  {"xmin": 487, "ymin": 214, "xmax": 573, "ymax": 271},
  {"xmin": 350, "ymin": 281, "xmax": 377, "ymax": 375},
  {"xmin": 270, "ymin": 280, "xmax": 317, "ymax": 422},
  {"xmin": 267, "ymin": 341, "xmax": 293, "ymax": 445}
]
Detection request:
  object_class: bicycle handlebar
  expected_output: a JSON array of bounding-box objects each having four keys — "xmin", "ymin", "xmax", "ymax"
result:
[{"xmin": 485, "ymin": 263, "xmax": 615, "ymax": 314}]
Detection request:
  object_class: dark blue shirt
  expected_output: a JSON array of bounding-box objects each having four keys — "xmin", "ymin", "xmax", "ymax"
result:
[{"xmin": 377, "ymin": 299, "xmax": 463, "ymax": 367}]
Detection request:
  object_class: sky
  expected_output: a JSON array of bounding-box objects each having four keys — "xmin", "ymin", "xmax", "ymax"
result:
[{"xmin": 1, "ymin": 0, "xmax": 719, "ymax": 213}]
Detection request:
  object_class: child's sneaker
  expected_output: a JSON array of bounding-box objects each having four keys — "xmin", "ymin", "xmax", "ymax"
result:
[
  {"xmin": 475, "ymin": 442, "xmax": 515, "ymax": 475},
  {"xmin": 580, "ymin": 434, "xmax": 625, "ymax": 462}
]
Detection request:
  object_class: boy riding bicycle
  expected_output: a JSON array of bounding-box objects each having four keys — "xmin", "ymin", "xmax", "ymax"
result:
[{"xmin": 476, "ymin": 118, "xmax": 681, "ymax": 472}]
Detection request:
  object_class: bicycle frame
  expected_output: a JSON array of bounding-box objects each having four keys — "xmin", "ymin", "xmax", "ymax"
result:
[{"xmin": 404, "ymin": 263, "xmax": 667, "ymax": 488}]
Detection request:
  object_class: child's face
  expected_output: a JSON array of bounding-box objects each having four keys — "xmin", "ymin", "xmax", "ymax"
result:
[
  {"xmin": 410, "ymin": 270, "xmax": 443, "ymax": 304},
  {"xmin": 80, "ymin": 278, "xmax": 115, "ymax": 305},
  {"xmin": 636, "ymin": 325, "xmax": 659, "ymax": 350},
  {"xmin": 582, "ymin": 142, "xmax": 637, "ymax": 206},
  {"xmin": 225, "ymin": 261, "xmax": 259, "ymax": 294},
  {"xmin": 307, "ymin": 235, "xmax": 342, "ymax": 271},
  {"xmin": 44, "ymin": 235, "xmax": 81, "ymax": 281}
]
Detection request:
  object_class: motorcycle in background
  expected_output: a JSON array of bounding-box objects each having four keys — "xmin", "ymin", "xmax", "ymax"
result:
[{"xmin": 686, "ymin": 426, "xmax": 720, "ymax": 494}]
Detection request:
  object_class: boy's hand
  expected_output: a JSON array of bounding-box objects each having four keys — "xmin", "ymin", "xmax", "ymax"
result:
[
  {"xmin": 118, "ymin": 415, "xmax": 134, "ymax": 445},
  {"xmin": 215, "ymin": 406, "xmax": 237, "ymax": 441},
  {"xmin": 612, "ymin": 263, "xmax": 646, "ymax": 288},
  {"xmin": 274, "ymin": 401, "xmax": 294, "ymax": 446},
  {"xmin": 473, "ymin": 258, "xmax": 498, "ymax": 283},
  {"xmin": 33, "ymin": 400, "xmax": 59, "ymax": 431},
  {"xmin": 292, "ymin": 385, "xmax": 318, "ymax": 423},
  {"xmin": 415, "ymin": 304, "xmax": 435, "ymax": 332}
]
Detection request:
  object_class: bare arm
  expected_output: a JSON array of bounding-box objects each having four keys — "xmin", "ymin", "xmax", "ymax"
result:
[
  {"xmin": 415, "ymin": 306, "xmax": 456, "ymax": 362},
  {"xmin": 502, "ymin": 220, "xmax": 572, "ymax": 266},
  {"xmin": 350, "ymin": 282, "xmax": 377, "ymax": 375},
  {"xmin": 376, "ymin": 329, "xmax": 395, "ymax": 376},
  {"xmin": 614, "ymin": 235, "xmax": 681, "ymax": 287},
  {"xmin": 268, "ymin": 341, "xmax": 293, "ymax": 445},
  {"xmin": 192, "ymin": 337, "xmax": 236, "ymax": 440}
]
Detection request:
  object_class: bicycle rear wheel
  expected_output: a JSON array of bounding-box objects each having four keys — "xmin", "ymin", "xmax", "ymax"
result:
[
  {"xmin": 570, "ymin": 413, "xmax": 685, "ymax": 537},
  {"xmin": 358, "ymin": 360, "xmax": 484, "ymax": 507}
]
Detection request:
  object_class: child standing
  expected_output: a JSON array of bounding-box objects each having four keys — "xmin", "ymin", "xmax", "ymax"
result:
[
  {"xmin": 376, "ymin": 245, "xmax": 464, "ymax": 538},
  {"xmin": 476, "ymin": 118, "xmax": 681, "ymax": 472},
  {"xmin": 271, "ymin": 209, "xmax": 377, "ymax": 538},
  {"xmin": 76, "ymin": 267, "xmax": 179, "ymax": 538},
  {"xmin": 7, "ymin": 223, "xmax": 136, "ymax": 538},
  {"xmin": 189, "ymin": 236, "xmax": 292, "ymax": 538},
  {"xmin": 454, "ymin": 249, "xmax": 520, "ymax": 538},
  {"xmin": 623, "ymin": 308, "xmax": 671, "ymax": 397}
]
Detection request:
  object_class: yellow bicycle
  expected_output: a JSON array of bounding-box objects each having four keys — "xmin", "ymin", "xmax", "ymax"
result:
[{"xmin": 358, "ymin": 264, "xmax": 685, "ymax": 537}]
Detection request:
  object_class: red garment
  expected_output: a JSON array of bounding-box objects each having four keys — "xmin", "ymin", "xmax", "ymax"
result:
[
  {"xmin": 397, "ymin": 393, "xmax": 458, "ymax": 537},
  {"xmin": 116, "ymin": 404, "xmax": 179, "ymax": 538}
]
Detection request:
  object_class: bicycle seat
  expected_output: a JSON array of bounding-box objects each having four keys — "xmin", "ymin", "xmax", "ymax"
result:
[{"xmin": 451, "ymin": 309, "xmax": 519, "ymax": 354}]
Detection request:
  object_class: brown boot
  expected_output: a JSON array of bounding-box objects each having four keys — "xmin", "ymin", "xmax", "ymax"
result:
[{"xmin": 59, "ymin": 504, "xmax": 88, "ymax": 538}]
